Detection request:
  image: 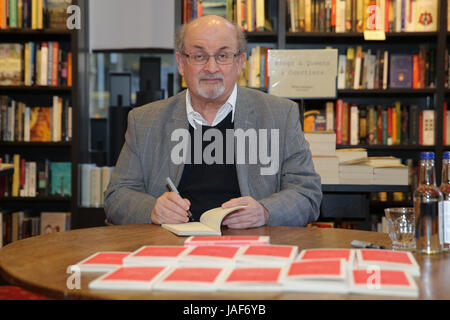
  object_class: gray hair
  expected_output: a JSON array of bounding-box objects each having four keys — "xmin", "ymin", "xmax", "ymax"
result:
[{"xmin": 175, "ymin": 19, "xmax": 247, "ymax": 54}]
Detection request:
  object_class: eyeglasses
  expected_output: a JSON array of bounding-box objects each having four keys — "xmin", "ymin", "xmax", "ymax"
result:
[{"xmin": 182, "ymin": 51, "xmax": 240, "ymax": 65}]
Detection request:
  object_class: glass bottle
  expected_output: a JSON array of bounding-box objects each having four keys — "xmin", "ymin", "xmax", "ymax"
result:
[
  {"xmin": 413, "ymin": 152, "xmax": 443, "ymax": 254},
  {"xmin": 439, "ymin": 151, "xmax": 450, "ymax": 252}
]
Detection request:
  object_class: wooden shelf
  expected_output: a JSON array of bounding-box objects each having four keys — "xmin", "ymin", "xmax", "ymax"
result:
[
  {"xmin": 337, "ymin": 88, "xmax": 435, "ymax": 97},
  {"xmin": 336, "ymin": 144, "xmax": 434, "ymax": 150},
  {"xmin": 322, "ymin": 184, "xmax": 410, "ymax": 193},
  {"xmin": 0, "ymin": 141, "xmax": 72, "ymax": 147},
  {"xmin": 286, "ymin": 31, "xmax": 437, "ymax": 43},
  {"xmin": 0, "ymin": 85, "xmax": 72, "ymax": 93},
  {"xmin": 0, "ymin": 196, "xmax": 71, "ymax": 202},
  {"xmin": 0, "ymin": 28, "xmax": 72, "ymax": 41}
]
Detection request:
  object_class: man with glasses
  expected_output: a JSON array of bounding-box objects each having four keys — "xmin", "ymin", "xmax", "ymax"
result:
[{"xmin": 104, "ymin": 15, "xmax": 322, "ymax": 229}]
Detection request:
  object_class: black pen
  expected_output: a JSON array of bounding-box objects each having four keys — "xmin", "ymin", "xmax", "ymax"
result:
[
  {"xmin": 350, "ymin": 240, "xmax": 386, "ymax": 249},
  {"xmin": 166, "ymin": 177, "xmax": 193, "ymax": 222}
]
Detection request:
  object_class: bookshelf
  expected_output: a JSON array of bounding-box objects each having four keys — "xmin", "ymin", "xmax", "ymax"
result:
[
  {"xmin": 178, "ymin": 0, "xmax": 448, "ymax": 230},
  {"xmin": 0, "ymin": 0, "xmax": 79, "ymax": 244}
]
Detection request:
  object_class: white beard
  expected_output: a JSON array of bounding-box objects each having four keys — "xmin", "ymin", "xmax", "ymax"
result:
[{"xmin": 197, "ymin": 74, "xmax": 225, "ymax": 99}]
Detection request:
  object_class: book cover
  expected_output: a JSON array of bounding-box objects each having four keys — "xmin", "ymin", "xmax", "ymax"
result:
[
  {"xmin": 349, "ymin": 268, "xmax": 418, "ymax": 297},
  {"xmin": 280, "ymin": 259, "xmax": 349, "ymax": 293},
  {"xmin": 123, "ymin": 246, "xmax": 191, "ymax": 266},
  {"xmin": 219, "ymin": 267, "xmax": 283, "ymax": 292},
  {"xmin": 297, "ymin": 248, "xmax": 355, "ymax": 264},
  {"xmin": 389, "ymin": 54, "xmax": 412, "ymax": 89},
  {"xmin": 179, "ymin": 245, "xmax": 245, "ymax": 266},
  {"xmin": 153, "ymin": 266, "xmax": 228, "ymax": 292},
  {"xmin": 236, "ymin": 245, "xmax": 298, "ymax": 266},
  {"xmin": 40, "ymin": 212, "xmax": 70, "ymax": 234},
  {"xmin": 50, "ymin": 162, "xmax": 71, "ymax": 196},
  {"xmin": 46, "ymin": 0, "xmax": 72, "ymax": 29},
  {"xmin": 89, "ymin": 266, "xmax": 169, "ymax": 291},
  {"xmin": 76, "ymin": 252, "xmax": 131, "ymax": 272},
  {"xmin": 421, "ymin": 109, "xmax": 435, "ymax": 146},
  {"xmin": 355, "ymin": 249, "xmax": 420, "ymax": 276},
  {"xmin": 30, "ymin": 107, "xmax": 51, "ymax": 142},
  {"xmin": 0, "ymin": 43, "xmax": 22, "ymax": 85},
  {"xmin": 414, "ymin": 0, "xmax": 437, "ymax": 32}
]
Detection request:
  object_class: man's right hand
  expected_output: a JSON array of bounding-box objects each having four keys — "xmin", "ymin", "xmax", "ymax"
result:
[{"xmin": 150, "ymin": 192, "xmax": 191, "ymax": 225}]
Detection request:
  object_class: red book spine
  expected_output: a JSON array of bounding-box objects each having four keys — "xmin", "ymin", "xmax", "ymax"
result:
[
  {"xmin": 387, "ymin": 106, "xmax": 393, "ymax": 144},
  {"xmin": 51, "ymin": 42, "xmax": 59, "ymax": 86},
  {"xmin": 412, "ymin": 54, "xmax": 419, "ymax": 89},
  {"xmin": 336, "ymin": 99, "xmax": 343, "ymax": 145},
  {"xmin": 331, "ymin": 0, "xmax": 336, "ymax": 28}
]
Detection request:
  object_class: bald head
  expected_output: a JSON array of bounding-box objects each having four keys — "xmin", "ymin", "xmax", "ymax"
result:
[{"xmin": 175, "ymin": 15, "xmax": 246, "ymax": 54}]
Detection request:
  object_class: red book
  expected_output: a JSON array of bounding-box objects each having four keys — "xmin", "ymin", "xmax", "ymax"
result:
[
  {"xmin": 184, "ymin": 235, "xmax": 270, "ymax": 246},
  {"xmin": 236, "ymin": 245, "xmax": 298, "ymax": 266},
  {"xmin": 297, "ymin": 248, "xmax": 355, "ymax": 264},
  {"xmin": 51, "ymin": 42, "xmax": 59, "ymax": 86},
  {"xmin": 123, "ymin": 246, "xmax": 190, "ymax": 266},
  {"xmin": 20, "ymin": 158, "xmax": 25, "ymax": 188},
  {"xmin": 220, "ymin": 267, "xmax": 283, "ymax": 292},
  {"xmin": 88, "ymin": 266, "xmax": 168, "ymax": 291},
  {"xmin": 350, "ymin": 269, "xmax": 418, "ymax": 297},
  {"xmin": 76, "ymin": 252, "xmax": 131, "ymax": 272},
  {"xmin": 412, "ymin": 54, "xmax": 419, "ymax": 89},
  {"xmin": 385, "ymin": 0, "xmax": 390, "ymax": 31},
  {"xmin": 280, "ymin": 259, "xmax": 349, "ymax": 293},
  {"xmin": 355, "ymin": 249, "xmax": 420, "ymax": 276},
  {"xmin": 179, "ymin": 245, "xmax": 244, "ymax": 266},
  {"xmin": 387, "ymin": 106, "xmax": 393, "ymax": 145},
  {"xmin": 331, "ymin": 0, "xmax": 336, "ymax": 28},
  {"xmin": 154, "ymin": 267, "xmax": 226, "ymax": 291}
]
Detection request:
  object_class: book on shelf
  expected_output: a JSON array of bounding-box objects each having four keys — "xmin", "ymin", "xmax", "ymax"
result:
[
  {"xmin": 304, "ymin": 131, "xmax": 336, "ymax": 156},
  {"xmin": 161, "ymin": 205, "xmax": 245, "ymax": 236},
  {"xmin": 0, "ymin": 41, "xmax": 71, "ymax": 87},
  {"xmin": 389, "ymin": 54, "xmax": 413, "ymax": 89},
  {"xmin": 183, "ymin": 0, "xmax": 275, "ymax": 32},
  {"xmin": 50, "ymin": 161, "xmax": 71, "ymax": 196},
  {"xmin": 280, "ymin": 259, "xmax": 349, "ymax": 293},
  {"xmin": 312, "ymin": 155, "xmax": 339, "ymax": 184},
  {"xmin": 0, "ymin": 0, "xmax": 73, "ymax": 29},
  {"xmin": 0, "ymin": 44, "xmax": 22, "ymax": 85},
  {"xmin": 78, "ymin": 163, "xmax": 114, "ymax": 207},
  {"xmin": 76, "ymin": 252, "xmax": 132, "ymax": 273},
  {"xmin": 235, "ymin": 245, "xmax": 298, "ymax": 267},
  {"xmin": 89, "ymin": 266, "xmax": 169, "ymax": 291},
  {"xmin": 219, "ymin": 266, "xmax": 284, "ymax": 292},
  {"xmin": 123, "ymin": 246, "xmax": 191, "ymax": 267},
  {"xmin": 287, "ymin": 0, "xmax": 437, "ymax": 33},
  {"xmin": 40, "ymin": 211, "xmax": 70, "ymax": 234},
  {"xmin": 184, "ymin": 235, "xmax": 270, "ymax": 246},
  {"xmin": 335, "ymin": 148, "xmax": 367, "ymax": 163},
  {"xmin": 0, "ymin": 96, "xmax": 71, "ymax": 142},
  {"xmin": 153, "ymin": 266, "xmax": 228, "ymax": 292}
]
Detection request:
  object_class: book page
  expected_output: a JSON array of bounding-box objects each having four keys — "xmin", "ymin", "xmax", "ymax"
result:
[
  {"xmin": 162, "ymin": 222, "xmax": 217, "ymax": 236},
  {"xmin": 200, "ymin": 206, "xmax": 246, "ymax": 232}
]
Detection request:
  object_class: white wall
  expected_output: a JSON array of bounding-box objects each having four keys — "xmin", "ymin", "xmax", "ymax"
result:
[{"xmin": 89, "ymin": 0, "xmax": 175, "ymax": 51}]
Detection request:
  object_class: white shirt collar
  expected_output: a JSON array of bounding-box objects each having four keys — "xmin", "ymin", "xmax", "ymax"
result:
[{"xmin": 185, "ymin": 84, "xmax": 237, "ymax": 129}]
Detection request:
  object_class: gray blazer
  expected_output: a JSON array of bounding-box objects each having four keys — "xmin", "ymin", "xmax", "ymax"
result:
[{"xmin": 104, "ymin": 86, "xmax": 322, "ymax": 226}]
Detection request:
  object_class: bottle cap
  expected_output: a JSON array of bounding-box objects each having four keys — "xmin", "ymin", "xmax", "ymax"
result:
[
  {"xmin": 421, "ymin": 152, "xmax": 434, "ymax": 160},
  {"xmin": 444, "ymin": 152, "xmax": 450, "ymax": 160}
]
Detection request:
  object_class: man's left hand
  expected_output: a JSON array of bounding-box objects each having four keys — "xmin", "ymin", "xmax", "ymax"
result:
[{"xmin": 221, "ymin": 196, "xmax": 269, "ymax": 229}]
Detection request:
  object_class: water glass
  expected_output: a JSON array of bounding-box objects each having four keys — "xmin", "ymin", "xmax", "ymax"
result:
[{"xmin": 384, "ymin": 207, "xmax": 416, "ymax": 251}]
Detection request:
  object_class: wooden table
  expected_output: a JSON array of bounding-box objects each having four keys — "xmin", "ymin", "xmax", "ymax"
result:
[{"xmin": 0, "ymin": 225, "xmax": 448, "ymax": 300}]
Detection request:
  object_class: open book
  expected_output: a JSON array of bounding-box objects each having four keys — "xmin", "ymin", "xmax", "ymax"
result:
[{"xmin": 161, "ymin": 206, "xmax": 245, "ymax": 236}]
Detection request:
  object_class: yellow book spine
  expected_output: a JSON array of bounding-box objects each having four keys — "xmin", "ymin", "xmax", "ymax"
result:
[{"xmin": 12, "ymin": 154, "xmax": 20, "ymax": 197}]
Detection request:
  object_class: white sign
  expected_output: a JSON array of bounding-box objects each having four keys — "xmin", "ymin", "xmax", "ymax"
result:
[{"xmin": 268, "ymin": 49, "xmax": 338, "ymax": 99}]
